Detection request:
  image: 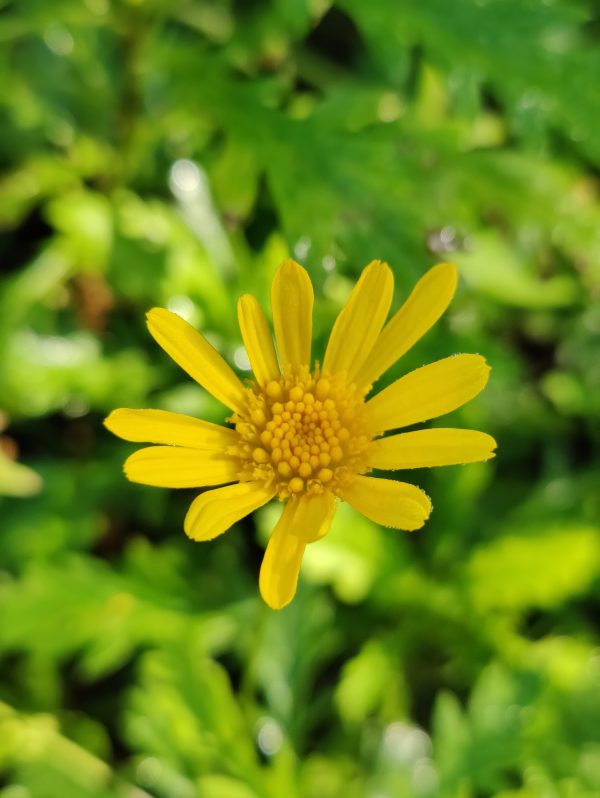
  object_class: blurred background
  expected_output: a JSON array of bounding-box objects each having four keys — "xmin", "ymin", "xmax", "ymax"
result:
[{"xmin": 1, "ymin": 1, "xmax": 600, "ymax": 796}]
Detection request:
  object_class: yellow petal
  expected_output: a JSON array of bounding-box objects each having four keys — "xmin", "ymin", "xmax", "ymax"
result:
[
  {"xmin": 146, "ymin": 308, "xmax": 246, "ymax": 412},
  {"xmin": 259, "ymin": 502, "xmax": 307, "ymax": 610},
  {"xmin": 184, "ymin": 481, "xmax": 275, "ymax": 541},
  {"xmin": 323, "ymin": 260, "xmax": 394, "ymax": 380},
  {"xmin": 339, "ymin": 475, "xmax": 431, "ymax": 531},
  {"xmin": 259, "ymin": 491, "xmax": 336, "ymax": 610},
  {"xmin": 286, "ymin": 491, "xmax": 338, "ymax": 543},
  {"xmin": 356, "ymin": 262, "xmax": 458, "ymax": 391},
  {"xmin": 369, "ymin": 428, "xmax": 497, "ymax": 470},
  {"xmin": 271, "ymin": 259, "xmax": 313, "ymax": 373},
  {"xmin": 367, "ymin": 354, "xmax": 490, "ymax": 433},
  {"xmin": 104, "ymin": 408, "xmax": 238, "ymax": 449},
  {"xmin": 237, "ymin": 295, "xmax": 280, "ymax": 386},
  {"xmin": 258, "ymin": 491, "xmax": 337, "ymax": 609},
  {"xmin": 124, "ymin": 446, "xmax": 239, "ymax": 488}
]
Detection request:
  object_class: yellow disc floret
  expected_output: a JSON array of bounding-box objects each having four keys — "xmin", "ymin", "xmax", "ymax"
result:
[{"xmin": 229, "ymin": 367, "xmax": 373, "ymax": 499}]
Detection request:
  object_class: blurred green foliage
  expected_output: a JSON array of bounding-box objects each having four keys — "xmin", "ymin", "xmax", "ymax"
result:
[{"xmin": 1, "ymin": 1, "xmax": 600, "ymax": 796}]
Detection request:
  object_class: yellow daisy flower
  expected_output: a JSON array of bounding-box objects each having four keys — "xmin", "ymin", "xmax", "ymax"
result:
[{"xmin": 105, "ymin": 260, "xmax": 496, "ymax": 609}]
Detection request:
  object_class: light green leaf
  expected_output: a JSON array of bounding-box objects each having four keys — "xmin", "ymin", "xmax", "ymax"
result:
[
  {"xmin": 454, "ymin": 233, "xmax": 579, "ymax": 309},
  {"xmin": 467, "ymin": 526, "xmax": 600, "ymax": 610}
]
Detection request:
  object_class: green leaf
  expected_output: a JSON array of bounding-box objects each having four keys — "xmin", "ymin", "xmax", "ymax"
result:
[
  {"xmin": 334, "ymin": 641, "xmax": 394, "ymax": 725},
  {"xmin": 0, "ymin": 451, "xmax": 43, "ymax": 497},
  {"xmin": 467, "ymin": 526, "xmax": 600, "ymax": 610},
  {"xmin": 454, "ymin": 233, "xmax": 579, "ymax": 309}
]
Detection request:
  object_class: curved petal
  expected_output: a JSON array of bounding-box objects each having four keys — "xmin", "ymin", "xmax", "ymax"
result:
[
  {"xmin": 237, "ymin": 295, "xmax": 280, "ymax": 386},
  {"xmin": 339, "ymin": 475, "xmax": 431, "ymax": 531},
  {"xmin": 124, "ymin": 446, "xmax": 239, "ymax": 488},
  {"xmin": 356, "ymin": 263, "xmax": 458, "ymax": 392},
  {"xmin": 369, "ymin": 428, "xmax": 497, "ymax": 470},
  {"xmin": 259, "ymin": 507, "xmax": 306, "ymax": 610},
  {"xmin": 184, "ymin": 481, "xmax": 275, "ymax": 541},
  {"xmin": 286, "ymin": 491, "xmax": 338, "ymax": 543},
  {"xmin": 367, "ymin": 354, "xmax": 490, "ymax": 433},
  {"xmin": 259, "ymin": 491, "xmax": 337, "ymax": 609},
  {"xmin": 147, "ymin": 308, "xmax": 246, "ymax": 412},
  {"xmin": 104, "ymin": 408, "xmax": 238, "ymax": 450},
  {"xmin": 271, "ymin": 259, "xmax": 313, "ymax": 373},
  {"xmin": 323, "ymin": 260, "xmax": 393, "ymax": 380}
]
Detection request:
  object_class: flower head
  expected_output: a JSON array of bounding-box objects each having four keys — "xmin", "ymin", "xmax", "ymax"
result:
[{"xmin": 105, "ymin": 260, "xmax": 496, "ymax": 609}]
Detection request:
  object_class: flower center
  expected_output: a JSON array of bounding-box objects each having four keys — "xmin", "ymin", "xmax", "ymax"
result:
[{"xmin": 230, "ymin": 368, "xmax": 373, "ymax": 499}]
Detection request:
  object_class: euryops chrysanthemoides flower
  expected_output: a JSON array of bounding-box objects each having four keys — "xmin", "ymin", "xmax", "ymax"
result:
[{"xmin": 105, "ymin": 260, "xmax": 496, "ymax": 608}]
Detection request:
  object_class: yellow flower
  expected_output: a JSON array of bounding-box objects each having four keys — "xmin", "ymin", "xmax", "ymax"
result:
[{"xmin": 105, "ymin": 260, "xmax": 496, "ymax": 609}]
